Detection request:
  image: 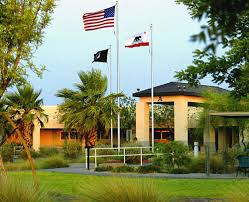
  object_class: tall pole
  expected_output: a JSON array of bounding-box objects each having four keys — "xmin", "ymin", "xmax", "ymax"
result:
[
  {"xmin": 205, "ymin": 111, "xmax": 210, "ymax": 176},
  {"xmin": 116, "ymin": 1, "xmax": 121, "ymax": 152},
  {"xmin": 109, "ymin": 45, "xmax": 114, "ymax": 148},
  {"xmin": 150, "ymin": 24, "xmax": 154, "ymax": 152}
]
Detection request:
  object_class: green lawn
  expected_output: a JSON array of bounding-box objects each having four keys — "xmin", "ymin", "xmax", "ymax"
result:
[{"xmin": 8, "ymin": 171, "xmax": 249, "ymax": 200}]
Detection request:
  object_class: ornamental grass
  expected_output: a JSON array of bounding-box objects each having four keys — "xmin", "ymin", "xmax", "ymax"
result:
[
  {"xmin": 75, "ymin": 177, "xmax": 169, "ymax": 202},
  {"xmin": 0, "ymin": 176, "xmax": 52, "ymax": 202}
]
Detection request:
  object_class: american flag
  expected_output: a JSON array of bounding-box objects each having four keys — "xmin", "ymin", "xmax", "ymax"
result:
[{"xmin": 83, "ymin": 6, "xmax": 115, "ymax": 31}]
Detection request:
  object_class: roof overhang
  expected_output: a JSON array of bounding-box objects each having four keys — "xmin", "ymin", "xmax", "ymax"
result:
[{"xmin": 209, "ymin": 112, "xmax": 249, "ymax": 118}]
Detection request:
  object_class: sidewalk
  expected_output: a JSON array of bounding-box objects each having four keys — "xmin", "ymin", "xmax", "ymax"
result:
[{"xmin": 40, "ymin": 163, "xmax": 249, "ymax": 179}]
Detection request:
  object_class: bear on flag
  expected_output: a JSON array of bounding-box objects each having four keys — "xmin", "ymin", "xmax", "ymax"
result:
[{"xmin": 125, "ymin": 32, "xmax": 150, "ymax": 48}]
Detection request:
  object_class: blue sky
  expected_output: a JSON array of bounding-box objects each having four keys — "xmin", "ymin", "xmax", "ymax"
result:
[{"xmin": 28, "ymin": 0, "xmax": 227, "ymax": 105}]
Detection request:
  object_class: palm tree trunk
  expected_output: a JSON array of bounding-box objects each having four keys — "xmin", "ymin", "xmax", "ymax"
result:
[
  {"xmin": 1, "ymin": 113, "xmax": 38, "ymax": 186},
  {"xmin": 0, "ymin": 154, "xmax": 7, "ymax": 178},
  {"xmin": 23, "ymin": 122, "xmax": 34, "ymax": 148}
]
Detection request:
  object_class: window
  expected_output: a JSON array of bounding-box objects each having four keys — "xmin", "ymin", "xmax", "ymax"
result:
[
  {"xmin": 61, "ymin": 132, "xmax": 69, "ymax": 140},
  {"xmin": 154, "ymin": 131, "xmax": 161, "ymax": 139},
  {"xmin": 154, "ymin": 130, "xmax": 173, "ymax": 140},
  {"xmin": 70, "ymin": 131, "xmax": 80, "ymax": 139}
]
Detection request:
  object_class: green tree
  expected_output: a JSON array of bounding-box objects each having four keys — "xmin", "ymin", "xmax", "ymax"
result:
[
  {"xmin": 0, "ymin": 0, "xmax": 56, "ymax": 96},
  {"xmin": 120, "ymin": 96, "xmax": 136, "ymax": 130},
  {"xmin": 0, "ymin": 101, "xmax": 12, "ymax": 144},
  {"xmin": 156, "ymin": 141, "xmax": 191, "ymax": 168},
  {"xmin": 153, "ymin": 104, "xmax": 174, "ymax": 132},
  {"xmin": 0, "ymin": 0, "xmax": 55, "ymax": 182},
  {"xmin": 4, "ymin": 84, "xmax": 48, "ymax": 147},
  {"xmin": 175, "ymin": 0, "xmax": 249, "ymax": 98},
  {"xmin": 57, "ymin": 69, "xmax": 121, "ymax": 148},
  {"xmin": 198, "ymin": 90, "xmax": 249, "ymax": 150}
]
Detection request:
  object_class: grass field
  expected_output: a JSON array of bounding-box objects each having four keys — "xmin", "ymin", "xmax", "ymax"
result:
[{"xmin": 8, "ymin": 171, "xmax": 249, "ymax": 201}]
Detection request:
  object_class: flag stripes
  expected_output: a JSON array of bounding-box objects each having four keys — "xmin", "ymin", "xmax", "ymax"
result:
[
  {"xmin": 125, "ymin": 42, "xmax": 150, "ymax": 48},
  {"xmin": 83, "ymin": 6, "xmax": 115, "ymax": 31}
]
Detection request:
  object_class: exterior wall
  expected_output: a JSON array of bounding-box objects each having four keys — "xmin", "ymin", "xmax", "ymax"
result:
[
  {"xmin": 42, "ymin": 106, "xmax": 64, "ymax": 129},
  {"xmin": 33, "ymin": 120, "xmax": 41, "ymax": 151},
  {"xmin": 40, "ymin": 129, "xmax": 81, "ymax": 148},
  {"xmin": 136, "ymin": 95, "xmax": 204, "ymax": 146},
  {"xmin": 136, "ymin": 102, "xmax": 150, "ymax": 146},
  {"xmin": 40, "ymin": 129, "xmax": 63, "ymax": 147},
  {"xmin": 174, "ymin": 97, "xmax": 188, "ymax": 144},
  {"xmin": 33, "ymin": 106, "xmax": 64, "ymax": 150}
]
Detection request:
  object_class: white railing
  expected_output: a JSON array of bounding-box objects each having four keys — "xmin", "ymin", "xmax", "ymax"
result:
[{"xmin": 85, "ymin": 146, "xmax": 162, "ymax": 168}]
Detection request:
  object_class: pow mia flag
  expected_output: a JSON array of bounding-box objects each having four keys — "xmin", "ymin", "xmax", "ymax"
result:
[{"xmin": 93, "ymin": 49, "xmax": 108, "ymax": 63}]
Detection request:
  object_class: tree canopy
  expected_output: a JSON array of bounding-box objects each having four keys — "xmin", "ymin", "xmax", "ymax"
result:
[
  {"xmin": 120, "ymin": 96, "xmax": 136, "ymax": 130},
  {"xmin": 175, "ymin": 0, "xmax": 249, "ymax": 98},
  {"xmin": 4, "ymin": 84, "xmax": 47, "ymax": 147},
  {"xmin": 0, "ymin": 0, "xmax": 55, "ymax": 181},
  {"xmin": 0, "ymin": 0, "xmax": 56, "ymax": 97},
  {"xmin": 153, "ymin": 104, "xmax": 174, "ymax": 130},
  {"xmin": 57, "ymin": 69, "xmax": 121, "ymax": 147},
  {"xmin": 197, "ymin": 90, "xmax": 249, "ymax": 149}
]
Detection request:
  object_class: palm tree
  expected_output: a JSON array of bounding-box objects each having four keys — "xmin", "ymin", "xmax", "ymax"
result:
[
  {"xmin": 4, "ymin": 84, "xmax": 47, "ymax": 147},
  {"xmin": 57, "ymin": 69, "xmax": 121, "ymax": 147},
  {"xmin": 0, "ymin": 100, "xmax": 11, "ymax": 145}
]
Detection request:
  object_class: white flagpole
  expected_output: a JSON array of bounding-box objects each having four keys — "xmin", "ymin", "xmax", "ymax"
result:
[
  {"xmin": 116, "ymin": 1, "xmax": 121, "ymax": 152},
  {"xmin": 109, "ymin": 45, "xmax": 113, "ymax": 148},
  {"xmin": 150, "ymin": 24, "xmax": 154, "ymax": 152}
]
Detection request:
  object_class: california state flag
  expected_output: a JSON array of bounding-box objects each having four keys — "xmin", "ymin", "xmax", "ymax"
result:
[{"xmin": 125, "ymin": 31, "xmax": 150, "ymax": 48}]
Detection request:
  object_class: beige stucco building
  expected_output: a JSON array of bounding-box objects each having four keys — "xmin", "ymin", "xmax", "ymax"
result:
[
  {"xmin": 32, "ymin": 106, "xmax": 79, "ymax": 151},
  {"xmin": 133, "ymin": 82, "xmax": 242, "ymax": 151},
  {"xmin": 28, "ymin": 82, "xmax": 246, "ymax": 151}
]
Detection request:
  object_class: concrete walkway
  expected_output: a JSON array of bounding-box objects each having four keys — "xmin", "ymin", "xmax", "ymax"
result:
[{"xmin": 40, "ymin": 163, "xmax": 249, "ymax": 179}]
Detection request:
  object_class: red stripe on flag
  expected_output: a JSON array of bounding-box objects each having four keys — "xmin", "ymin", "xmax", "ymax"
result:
[
  {"xmin": 83, "ymin": 16, "xmax": 105, "ymax": 22},
  {"xmin": 84, "ymin": 18, "xmax": 114, "ymax": 26},
  {"xmin": 84, "ymin": 25, "xmax": 115, "ymax": 31},
  {"xmin": 83, "ymin": 14, "xmax": 104, "ymax": 20},
  {"xmin": 84, "ymin": 21, "xmax": 114, "ymax": 29},
  {"xmin": 83, "ymin": 11, "xmax": 104, "ymax": 18},
  {"xmin": 125, "ymin": 42, "xmax": 150, "ymax": 48}
]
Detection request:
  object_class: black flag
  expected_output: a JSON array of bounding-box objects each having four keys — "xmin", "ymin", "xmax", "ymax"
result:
[{"xmin": 93, "ymin": 49, "xmax": 108, "ymax": 63}]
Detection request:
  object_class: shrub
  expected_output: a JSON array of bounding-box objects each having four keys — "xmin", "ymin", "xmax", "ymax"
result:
[
  {"xmin": 225, "ymin": 145, "xmax": 243, "ymax": 169},
  {"xmin": 151, "ymin": 156, "xmax": 164, "ymax": 167},
  {"xmin": 137, "ymin": 165, "xmax": 161, "ymax": 174},
  {"xmin": 21, "ymin": 148, "xmax": 40, "ymax": 160},
  {"xmin": 121, "ymin": 142, "xmax": 151, "ymax": 164},
  {"xmin": 93, "ymin": 143, "xmax": 115, "ymax": 156},
  {"xmin": 210, "ymin": 155, "xmax": 224, "ymax": 173},
  {"xmin": 0, "ymin": 176, "xmax": 52, "ymax": 202},
  {"xmin": 0, "ymin": 144, "xmax": 14, "ymax": 162},
  {"xmin": 40, "ymin": 156, "xmax": 69, "ymax": 169},
  {"xmin": 95, "ymin": 166, "xmax": 113, "ymax": 172},
  {"xmin": 62, "ymin": 141, "xmax": 82, "ymax": 159},
  {"xmin": 188, "ymin": 156, "xmax": 205, "ymax": 173},
  {"xmin": 4, "ymin": 160, "xmax": 31, "ymax": 171},
  {"xmin": 112, "ymin": 165, "xmax": 135, "ymax": 173},
  {"xmin": 76, "ymin": 177, "xmax": 167, "ymax": 202},
  {"xmin": 188, "ymin": 155, "xmax": 224, "ymax": 173},
  {"xmin": 169, "ymin": 167, "xmax": 190, "ymax": 174},
  {"xmin": 39, "ymin": 147, "xmax": 59, "ymax": 157},
  {"xmin": 157, "ymin": 141, "xmax": 191, "ymax": 168},
  {"xmin": 4, "ymin": 156, "xmax": 69, "ymax": 171}
]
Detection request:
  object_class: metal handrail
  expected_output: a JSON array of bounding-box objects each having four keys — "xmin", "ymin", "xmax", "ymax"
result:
[
  {"xmin": 85, "ymin": 146, "xmax": 162, "ymax": 168},
  {"xmin": 93, "ymin": 146, "xmax": 152, "ymax": 150}
]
